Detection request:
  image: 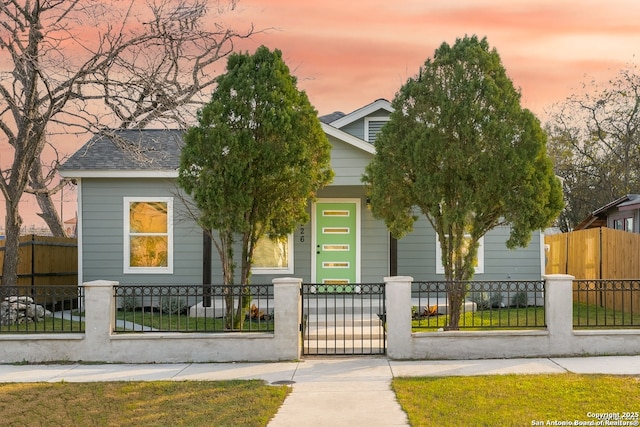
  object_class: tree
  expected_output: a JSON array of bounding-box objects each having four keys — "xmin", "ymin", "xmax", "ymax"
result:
[
  {"xmin": 0, "ymin": 0, "xmax": 252, "ymax": 286},
  {"xmin": 546, "ymin": 65, "xmax": 640, "ymax": 231},
  {"xmin": 178, "ymin": 45, "xmax": 334, "ymax": 329},
  {"xmin": 363, "ymin": 36, "xmax": 563, "ymax": 330}
]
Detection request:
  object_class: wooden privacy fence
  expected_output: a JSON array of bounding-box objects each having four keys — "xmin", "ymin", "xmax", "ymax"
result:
[
  {"xmin": 0, "ymin": 235, "xmax": 78, "ymax": 308},
  {"xmin": 545, "ymin": 228, "xmax": 640, "ymax": 314}
]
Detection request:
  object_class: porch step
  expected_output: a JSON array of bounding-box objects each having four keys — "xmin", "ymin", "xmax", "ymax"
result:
[
  {"xmin": 305, "ymin": 323, "xmax": 385, "ymax": 340},
  {"xmin": 303, "ymin": 340, "xmax": 386, "ymax": 355}
]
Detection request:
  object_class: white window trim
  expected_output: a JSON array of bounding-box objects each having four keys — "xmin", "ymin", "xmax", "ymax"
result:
[
  {"xmin": 252, "ymin": 233, "xmax": 294, "ymax": 275},
  {"xmin": 123, "ymin": 197, "xmax": 174, "ymax": 274},
  {"xmin": 435, "ymin": 235, "xmax": 484, "ymax": 275}
]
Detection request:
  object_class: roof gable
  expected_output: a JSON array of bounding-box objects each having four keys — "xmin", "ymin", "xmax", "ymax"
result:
[{"xmin": 329, "ymin": 99, "xmax": 393, "ymax": 129}]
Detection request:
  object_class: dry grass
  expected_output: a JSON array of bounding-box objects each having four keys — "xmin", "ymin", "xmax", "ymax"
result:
[{"xmin": 0, "ymin": 380, "xmax": 289, "ymax": 426}]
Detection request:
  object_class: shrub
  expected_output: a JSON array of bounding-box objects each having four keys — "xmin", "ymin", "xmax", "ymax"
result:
[
  {"xmin": 468, "ymin": 292, "xmax": 504, "ymax": 310},
  {"xmin": 120, "ymin": 294, "xmax": 139, "ymax": 312},
  {"xmin": 511, "ymin": 291, "xmax": 528, "ymax": 308},
  {"xmin": 161, "ymin": 297, "xmax": 188, "ymax": 315}
]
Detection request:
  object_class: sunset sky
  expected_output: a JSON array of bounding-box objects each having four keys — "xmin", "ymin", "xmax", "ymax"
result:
[
  {"xmin": 232, "ymin": 0, "xmax": 640, "ymax": 119},
  {"xmin": 9, "ymin": 0, "xmax": 640, "ymax": 228}
]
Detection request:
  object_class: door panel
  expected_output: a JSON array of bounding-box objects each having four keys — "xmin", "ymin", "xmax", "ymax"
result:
[{"xmin": 315, "ymin": 201, "xmax": 357, "ymax": 291}]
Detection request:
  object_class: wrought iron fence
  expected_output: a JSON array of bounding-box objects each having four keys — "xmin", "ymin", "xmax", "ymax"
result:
[
  {"xmin": 301, "ymin": 283, "xmax": 386, "ymax": 355},
  {"xmin": 0, "ymin": 285, "xmax": 84, "ymax": 333},
  {"xmin": 412, "ymin": 280, "xmax": 546, "ymax": 330},
  {"xmin": 113, "ymin": 284, "xmax": 274, "ymax": 333},
  {"xmin": 573, "ymin": 280, "xmax": 640, "ymax": 328}
]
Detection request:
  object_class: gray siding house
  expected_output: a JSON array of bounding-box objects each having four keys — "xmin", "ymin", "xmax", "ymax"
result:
[
  {"xmin": 574, "ymin": 194, "xmax": 640, "ymax": 233},
  {"xmin": 60, "ymin": 99, "xmax": 545, "ymax": 286}
]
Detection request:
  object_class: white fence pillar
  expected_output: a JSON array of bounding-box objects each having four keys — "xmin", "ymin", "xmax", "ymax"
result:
[
  {"xmin": 273, "ymin": 277, "xmax": 302, "ymax": 360},
  {"xmin": 543, "ymin": 274, "xmax": 574, "ymax": 353},
  {"xmin": 81, "ymin": 280, "xmax": 118, "ymax": 360},
  {"xmin": 385, "ymin": 276, "xmax": 413, "ymax": 359}
]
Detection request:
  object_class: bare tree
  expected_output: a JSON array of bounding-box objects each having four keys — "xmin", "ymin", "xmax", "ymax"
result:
[
  {"xmin": 546, "ymin": 65, "xmax": 640, "ymax": 230},
  {"xmin": 0, "ymin": 0, "xmax": 254, "ymax": 286}
]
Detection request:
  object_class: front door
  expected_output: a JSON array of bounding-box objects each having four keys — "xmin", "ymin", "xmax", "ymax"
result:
[{"xmin": 313, "ymin": 200, "xmax": 359, "ymax": 290}]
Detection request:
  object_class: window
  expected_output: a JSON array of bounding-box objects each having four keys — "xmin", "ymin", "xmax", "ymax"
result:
[
  {"xmin": 124, "ymin": 197, "xmax": 173, "ymax": 274},
  {"xmin": 612, "ymin": 216, "xmax": 634, "ymax": 232},
  {"xmin": 435, "ymin": 235, "xmax": 484, "ymax": 275},
  {"xmin": 252, "ymin": 234, "xmax": 294, "ymax": 274}
]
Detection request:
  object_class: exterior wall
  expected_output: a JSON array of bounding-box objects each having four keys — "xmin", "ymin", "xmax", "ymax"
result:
[
  {"xmin": 325, "ymin": 134, "xmax": 373, "ymax": 185},
  {"xmin": 80, "ymin": 178, "xmax": 203, "ymax": 285},
  {"xmin": 397, "ymin": 217, "xmax": 543, "ymax": 281},
  {"xmin": 80, "ymin": 177, "xmax": 542, "ymax": 286},
  {"xmin": 607, "ymin": 206, "xmax": 640, "ymax": 233}
]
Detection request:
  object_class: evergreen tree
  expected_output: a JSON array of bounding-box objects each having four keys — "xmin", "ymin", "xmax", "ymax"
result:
[
  {"xmin": 363, "ymin": 36, "xmax": 563, "ymax": 329},
  {"xmin": 179, "ymin": 46, "xmax": 333, "ymax": 329}
]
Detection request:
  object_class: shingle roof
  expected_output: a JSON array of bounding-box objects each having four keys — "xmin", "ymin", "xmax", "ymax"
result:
[
  {"xmin": 60, "ymin": 129, "xmax": 184, "ymax": 171},
  {"xmin": 319, "ymin": 111, "xmax": 345, "ymax": 124}
]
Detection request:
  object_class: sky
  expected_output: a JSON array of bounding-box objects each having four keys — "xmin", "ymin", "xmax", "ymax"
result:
[
  {"xmin": 8, "ymin": 0, "xmax": 640, "ymax": 229},
  {"xmin": 231, "ymin": 0, "xmax": 640, "ymax": 119}
]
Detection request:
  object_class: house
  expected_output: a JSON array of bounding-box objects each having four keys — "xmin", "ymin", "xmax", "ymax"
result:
[
  {"xmin": 574, "ymin": 194, "xmax": 640, "ymax": 233},
  {"xmin": 59, "ymin": 99, "xmax": 545, "ymax": 287}
]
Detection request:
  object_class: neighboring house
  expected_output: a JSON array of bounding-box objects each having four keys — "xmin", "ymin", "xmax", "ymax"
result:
[
  {"xmin": 574, "ymin": 194, "xmax": 640, "ymax": 233},
  {"xmin": 60, "ymin": 99, "xmax": 545, "ymax": 286}
]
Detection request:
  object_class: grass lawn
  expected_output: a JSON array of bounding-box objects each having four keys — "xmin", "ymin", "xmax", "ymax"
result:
[
  {"xmin": 393, "ymin": 374, "xmax": 640, "ymax": 427},
  {"xmin": 115, "ymin": 312, "xmax": 274, "ymax": 332},
  {"xmin": 0, "ymin": 316, "xmax": 84, "ymax": 333},
  {"xmin": 412, "ymin": 302, "xmax": 640, "ymax": 331},
  {"xmin": 0, "ymin": 380, "xmax": 289, "ymax": 427},
  {"xmin": 412, "ymin": 306, "xmax": 546, "ymax": 330}
]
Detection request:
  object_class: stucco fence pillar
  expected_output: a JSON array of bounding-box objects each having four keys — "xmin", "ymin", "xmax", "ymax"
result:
[
  {"xmin": 271, "ymin": 277, "xmax": 303, "ymax": 360},
  {"xmin": 384, "ymin": 276, "xmax": 413, "ymax": 359},
  {"xmin": 544, "ymin": 274, "xmax": 574, "ymax": 355}
]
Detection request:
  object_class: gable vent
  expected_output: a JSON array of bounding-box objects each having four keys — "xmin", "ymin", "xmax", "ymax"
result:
[{"xmin": 365, "ymin": 119, "xmax": 389, "ymax": 143}]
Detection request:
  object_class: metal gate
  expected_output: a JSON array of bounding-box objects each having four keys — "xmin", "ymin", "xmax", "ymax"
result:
[{"xmin": 301, "ymin": 283, "xmax": 386, "ymax": 356}]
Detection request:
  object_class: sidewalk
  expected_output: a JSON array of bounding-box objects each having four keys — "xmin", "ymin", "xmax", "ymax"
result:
[{"xmin": 1, "ymin": 355, "xmax": 639, "ymax": 426}]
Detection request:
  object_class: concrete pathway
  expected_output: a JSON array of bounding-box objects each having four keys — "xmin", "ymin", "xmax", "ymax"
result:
[{"xmin": 1, "ymin": 355, "xmax": 639, "ymax": 427}]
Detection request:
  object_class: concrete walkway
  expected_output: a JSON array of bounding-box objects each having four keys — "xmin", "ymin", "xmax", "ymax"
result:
[{"xmin": 1, "ymin": 356, "xmax": 639, "ymax": 426}]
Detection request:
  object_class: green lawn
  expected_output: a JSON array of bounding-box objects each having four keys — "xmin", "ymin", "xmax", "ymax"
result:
[
  {"xmin": 393, "ymin": 374, "xmax": 640, "ymax": 427},
  {"xmin": 0, "ymin": 380, "xmax": 289, "ymax": 427},
  {"xmin": 412, "ymin": 302, "xmax": 640, "ymax": 331},
  {"xmin": 114, "ymin": 312, "xmax": 274, "ymax": 332},
  {"xmin": 0, "ymin": 316, "xmax": 84, "ymax": 333},
  {"xmin": 412, "ymin": 306, "xmax": 546, "ymax": 331}
]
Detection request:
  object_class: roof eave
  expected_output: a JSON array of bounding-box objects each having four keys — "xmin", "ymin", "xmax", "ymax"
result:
[
  {"xmin": 321, "ymin": 123, "xmax": 376, "ymax": 154},
  {"xmin": 329, "ymin": 99, "xmax": 393, "ymax": 128},
  {"xmin": 59, "ymin": 170, "xmax": 179, "ymax": 178}
]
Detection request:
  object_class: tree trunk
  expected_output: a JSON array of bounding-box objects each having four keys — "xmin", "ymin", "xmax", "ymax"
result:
[
  {"xmin": 2, "ymin": 199, "xmax": 23, "ymax": 287},
  {"xmin": 445, "ymin": 281, "xmax": 467, "ymax": 330},
  {"xmin": 29, "ymin": 159, "xmax": 66, "ymax": 237}
]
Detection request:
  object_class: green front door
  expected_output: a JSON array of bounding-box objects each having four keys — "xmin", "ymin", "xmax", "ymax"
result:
[{"xmin": 314, "ymin": 201, "xmax": 358, "ymax": 291}]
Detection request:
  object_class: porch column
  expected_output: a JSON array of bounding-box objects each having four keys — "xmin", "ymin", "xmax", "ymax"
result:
[{"xmin": 385, "ymin": 276, "xmax": 413, "ymax": 359}]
